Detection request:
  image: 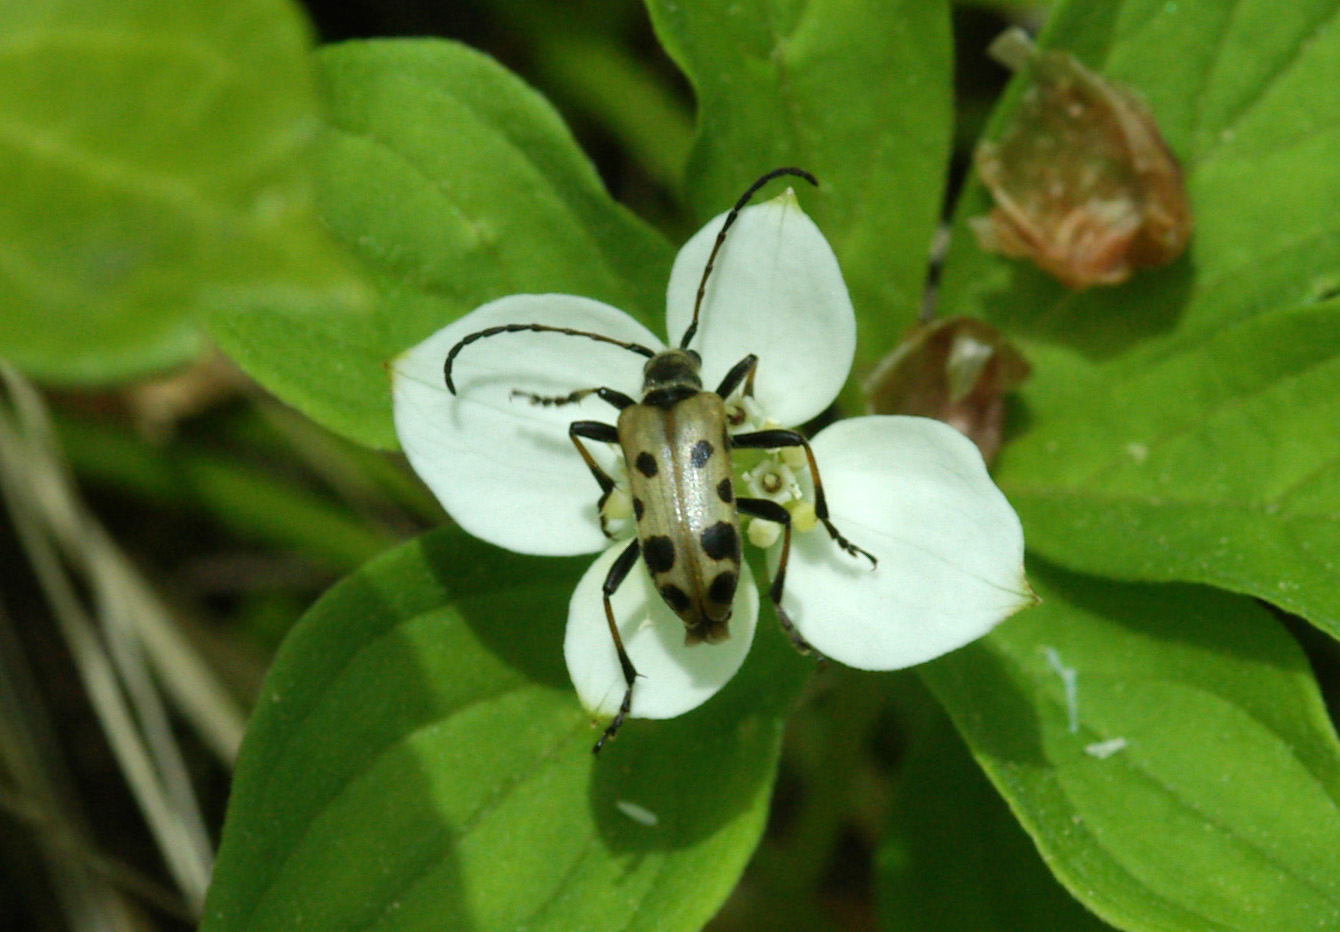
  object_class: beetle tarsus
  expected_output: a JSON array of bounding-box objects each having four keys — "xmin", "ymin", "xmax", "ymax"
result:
[
  {"xmin": 823, "ymin": 521, "xmax": 878, "ymax": 568},
  {"xmin": 512, "ymin": 388, "xmax": 595, "ymax": 407},
  {"xmin": 593, "ymin": 686, "xmax": 634, "ymax": 755},
  {"xmin": 516, "ymin": 386, "xmax": 638, "ymax": 411}
]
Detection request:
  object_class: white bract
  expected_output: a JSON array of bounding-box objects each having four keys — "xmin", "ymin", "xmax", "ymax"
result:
[{"xmin": 392, "ymin": 190, "xmax": 1033, "ymax": 727}]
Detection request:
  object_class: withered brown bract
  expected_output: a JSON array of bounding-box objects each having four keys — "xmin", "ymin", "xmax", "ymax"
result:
[
  {"xmin": 863, "ymin": 316, "xmax": 1030, "ymax": 465},
  {"xmin": 970, "ymin": 28, "xmax": 1192, "ymax": 290}
]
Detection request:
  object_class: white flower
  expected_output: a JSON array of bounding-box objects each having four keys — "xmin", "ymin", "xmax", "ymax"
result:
[{"xmin": 391, "ymin": 189, "xmax": 1033, "ymax": 737}]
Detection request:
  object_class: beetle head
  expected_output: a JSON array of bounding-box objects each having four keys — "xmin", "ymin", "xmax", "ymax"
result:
[{"xmin": 642, "ymin": 348, "xmax": 703, "ymax": 395}]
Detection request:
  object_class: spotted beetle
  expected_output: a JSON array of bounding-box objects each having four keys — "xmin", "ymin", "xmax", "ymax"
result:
[{"xmin": 443, "ymin": 168, "xmax": 875, "ymax": 752}]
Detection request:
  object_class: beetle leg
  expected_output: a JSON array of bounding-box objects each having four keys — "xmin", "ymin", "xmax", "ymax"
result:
[
  {"xmin": 730, "ymin": 429, "xmax": 877, "ymax": 567},
  {"xmin": 512, "ymin": 386, "xmax": 636, "ymax": 410},
  {"xmin": 593, "ymin": 538, "xmax": 643, "ymax": 754},
  {"xmin": 570, "ymin": 421, "xmax": 624, "ymax": 539},
  {"xmin": 714, "ymin": 354, "xmax": 759, "ymax": 400},
  {"xmin": 736, "ymin": 497, "xmax": 823, "ymax": 658}
]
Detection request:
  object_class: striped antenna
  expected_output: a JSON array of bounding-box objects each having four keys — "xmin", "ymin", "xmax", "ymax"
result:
[
  {"xmin": 678, "ymin": 167, "xmax": 819, "ymax": 350},
  {"xmin": 444, "ymin": 324, "xmax": 655, "ymax": 394}
]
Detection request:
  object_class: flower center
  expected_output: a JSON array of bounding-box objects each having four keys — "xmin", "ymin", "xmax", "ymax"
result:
[{"xmin": 732, "ymin": 400, "xmax": 821, "ymax": 549}]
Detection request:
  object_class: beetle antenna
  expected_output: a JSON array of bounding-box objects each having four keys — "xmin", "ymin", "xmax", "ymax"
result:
[
  {"xmin": 678, "ymin": 167, "xmax": 819, "ymax": 350},
  {"xmin": 444, "ymin": 323, "xmax": 656, "ymax": 394}
]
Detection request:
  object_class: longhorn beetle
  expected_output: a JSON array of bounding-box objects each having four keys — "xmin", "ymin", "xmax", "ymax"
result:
[{"xmin": 443, "ymin": 167, "xmax": 876, "ymax": 753}]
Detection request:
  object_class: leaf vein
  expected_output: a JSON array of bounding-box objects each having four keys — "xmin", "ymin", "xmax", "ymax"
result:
[
  {"xmin": 1197, "ymin": 4, "xmax": 1340, "ymax": 160},
  {"xmin": 1187, "ymin": 0, "xmax": 1244, "ymax": 159}
]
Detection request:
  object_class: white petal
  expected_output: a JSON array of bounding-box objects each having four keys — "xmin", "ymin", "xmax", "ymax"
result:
[
  {"xmin": 774, "ymin": 416, "xmax": 1032, "ymax": 669},
  {"xmin": 565, "ymin": 543, "xmax": 760, "ymax": 720},
  {"xmin": 665, "ymin": 191, "xmax": 856, "ymax": 426},
  {"xmin": 391, "ymin": 295, "xmax": 663, "ymax": 556}
]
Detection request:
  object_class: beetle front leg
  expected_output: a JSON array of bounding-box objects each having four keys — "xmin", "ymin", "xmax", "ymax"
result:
[
  {"xmin": 593, "ymin": 538, "xmax": 642, "ymax": 755},
  {"xmin": 714, "ymin": 354, "xmax": 758, "ymax": 400},
  {"xmin": 570, "ymin": 421, "xmax": 624, "ymax": 539},
  {"xmin": 730, "ymin": 428, "xmax": 877, "ymax": 567},
  {"xmin": 736, "ymin": 496, "xmax": 822, "ymax": 658},
  {"xmin": 512, "ymin": 386, "xmax": 635, "ymax": 411}
]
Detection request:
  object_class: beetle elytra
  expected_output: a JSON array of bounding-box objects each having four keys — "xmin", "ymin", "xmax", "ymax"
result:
[{"xmin": 444, "ymin": 167, "xmax": 875, "ymax": 752}]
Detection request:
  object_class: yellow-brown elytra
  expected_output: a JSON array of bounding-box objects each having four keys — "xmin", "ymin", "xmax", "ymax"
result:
[{"xmin": 443, "ymin": 167, "xmax": 876, "ymax": 753}]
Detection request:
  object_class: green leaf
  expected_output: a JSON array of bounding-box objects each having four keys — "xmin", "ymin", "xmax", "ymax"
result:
[
  {"xmin": 0, "ymin": 0, "xmax": 363, "ymax": 385},
  {"xmin": 208, "ymin": 39, "xmax": 673, "ymax": 450},
  {"xmin": 203, "ymin": 529, "xmax": 802, "ymax": 932},
  {"xmin": 922, "ymin": 565, "xmax": 1340, "ymax": 932},
  {"xmin": 937, "ymin": 0, "xmax": 1340, "ymax": 632},
  {"xmin": 940, "ymin": 0, "xmax": 1340, "ymax": 356},
  {"xmin": 878, "ymin": 685, "xmax": 1112, "ymax": 932},
  {"xmin": 645, "ymin": 0, "xmax": 954, "ymax": 373},
  {"xmin": 993, "ymin": 304, "xmax": 1340, "ymax": 637}
]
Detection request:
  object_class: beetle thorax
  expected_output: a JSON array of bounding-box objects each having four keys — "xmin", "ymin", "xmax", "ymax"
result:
[{"xmin": 640, "ymin": 348, "xmax": 703, "ymax": 407}]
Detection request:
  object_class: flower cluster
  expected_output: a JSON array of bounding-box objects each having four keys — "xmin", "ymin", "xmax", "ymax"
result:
[{"xmin": 392, "ymin": 189, "xmax": 1032, "ymax": 730}]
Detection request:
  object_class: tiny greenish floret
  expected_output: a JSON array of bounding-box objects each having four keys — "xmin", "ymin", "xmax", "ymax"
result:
[{"xmin": 392, "ymin": 168, "xmax": 1035, "ymax": 753}]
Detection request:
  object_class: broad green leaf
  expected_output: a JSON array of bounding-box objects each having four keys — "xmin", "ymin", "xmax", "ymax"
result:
[
  {"xmin": 923, "ymin": 566, "xmax": 1340, "ymax": 932},
  {"xmin": 994, "ymin": 304, "xmax": 1340, "ymax": 637},
  {"xmin": 645, "ymin": 0, "xmax": 954, "ymax": 372},
  {"xmin": 940, "ymin": 0, "xmax": 1340, "ymax": 356},
  {"xmin": 202, "ymin": 529, "xmax": 805, "ymax": 932},
  {"xmin": 878, "ymin": 686, "xmax": 1112, "ymax": 932},
  {"xmin": 0, "ymin": 0, "xmax": 362, "ymax": 384},
  {"xmin": 208, "ymin": 39, "xmax": 673, "ymax": 450},
  {"xmin": 937, "ymin": 0, "xmax": 1340, "ymax": 633}
]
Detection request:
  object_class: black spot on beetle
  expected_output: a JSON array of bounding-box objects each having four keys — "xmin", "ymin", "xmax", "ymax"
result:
[
  {"xmin": 717, "ymin": 478, "xmax": 734, "ymax": 503},
  {"xmin": 632, "ymin": 497, "xmax": 645, "ymax": 521},
  {"xmin": 659, "ymin": 584, "xmax": 691, "ymax": 613},
  {"xmin": 700, "ymin": 521, "xmax": 739, "ymax": 562},
  {"xmin": 708, "ymin": 570, "xmax": 738, "ymax": 605},
  {"xmin": 690, "ymin": 439, "xmax": 714, "ymax": 468},
  {"xmin": 636, "ymin": 452, "xmax": 657, "ymax": 477},
  {"xmin": 643, "ymin": 535, "xmax": 676, "ymax": 574}
]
